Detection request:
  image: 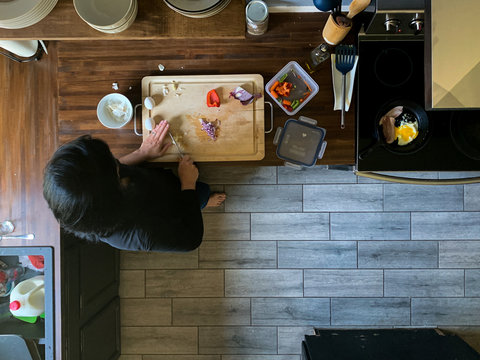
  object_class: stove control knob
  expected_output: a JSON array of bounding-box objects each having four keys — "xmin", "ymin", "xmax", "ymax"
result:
[
  {"xmin": 384, "ymin": 18, "xmax": 401, "ymax": 33},
  {"xmin": 409, "ymin": 18, "xmax": 424, "ymax": 34}
]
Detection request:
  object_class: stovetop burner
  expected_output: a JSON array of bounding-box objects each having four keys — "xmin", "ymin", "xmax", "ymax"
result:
[
  {"xmin": 356, "ymin": 39, "xmax": 480, "ymax": 171},
  {"xmin": 374, "ymin": 48, "xmax": 413, "ymax": 87}
]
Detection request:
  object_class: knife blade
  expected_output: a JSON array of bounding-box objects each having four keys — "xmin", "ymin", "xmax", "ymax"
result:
[{"xmin": 168, "ymin": 131, "xmax": 184, "ymax": 158}]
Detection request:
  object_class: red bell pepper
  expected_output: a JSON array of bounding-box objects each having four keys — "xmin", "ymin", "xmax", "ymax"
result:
[{"xmin": 207, "ymin": 89, "xmax": 220, "ymax": 107}]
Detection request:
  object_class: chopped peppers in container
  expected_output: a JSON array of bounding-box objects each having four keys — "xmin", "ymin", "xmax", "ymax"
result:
[{"xmin": 265, "ymin": 61, "xmax": 319, "ymax": 116}]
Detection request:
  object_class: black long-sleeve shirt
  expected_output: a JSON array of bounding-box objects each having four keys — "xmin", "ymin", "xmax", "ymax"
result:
[{"xmin": 98, "ymin": 165, "xmax": 204, "ymax": 252}]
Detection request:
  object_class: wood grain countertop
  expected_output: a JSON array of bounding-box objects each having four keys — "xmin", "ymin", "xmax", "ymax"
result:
[
  {"xmin": 57, "ymin": 12, "xmax": 356, "ymax": 165},
  {"xmin": 0, "ymin": 0, "xmax": 245, "ymax": 40}
]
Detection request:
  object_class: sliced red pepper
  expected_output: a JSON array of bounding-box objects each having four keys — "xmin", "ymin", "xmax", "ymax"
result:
[{"xmin": 207, "ymin": 89, "xmax": 220, "ymax": 107}]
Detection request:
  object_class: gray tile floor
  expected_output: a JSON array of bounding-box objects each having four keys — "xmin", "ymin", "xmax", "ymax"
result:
[{"xmin": 118, "ymin": 167, "xmax": 480, "ymax": 360}]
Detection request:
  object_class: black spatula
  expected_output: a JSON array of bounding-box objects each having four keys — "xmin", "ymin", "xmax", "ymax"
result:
[{"xmin": 335, "ymin": 45, "xmax": 356, "ymax": 129}]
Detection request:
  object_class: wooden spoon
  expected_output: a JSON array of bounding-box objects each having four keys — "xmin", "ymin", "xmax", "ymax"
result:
[{"xmin": 347, "ymin": 0, "xmax": 370, "ymax": 19}]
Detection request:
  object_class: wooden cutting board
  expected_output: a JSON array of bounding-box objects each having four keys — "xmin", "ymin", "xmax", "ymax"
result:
[{"xmin": 141, "ymin": 74, "xmax": 264, "ymax": 162}]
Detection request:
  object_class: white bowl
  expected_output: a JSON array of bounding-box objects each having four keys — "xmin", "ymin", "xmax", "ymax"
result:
[
  {"xmin": 97, "ymin": 93, "xmax": 133, "ymax": 129},
  {"xmin": 74, "ymin": 0, "xmax": 132, "ymax": 27}
]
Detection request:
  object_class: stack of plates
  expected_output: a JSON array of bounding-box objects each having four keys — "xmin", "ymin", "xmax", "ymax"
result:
[
  {"xmin": 74, "ymin": 0, "xmax": 137, "ymax": 34},
  {"xmin": 0, "ymin": 0, "xmax": 58, "ymax": 29},
  {"xmin": 164, "ymin": 0, "xmax": 231, "ymax": 18}
]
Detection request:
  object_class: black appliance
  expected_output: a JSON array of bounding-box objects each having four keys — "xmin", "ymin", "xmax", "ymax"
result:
[
  {"xmin": 301, "ymin": 329, "xmax": 480, "ymax": 360},
  {"xmin": 356, "ymin": 1, "xmax": 480, "ymax": 172}
]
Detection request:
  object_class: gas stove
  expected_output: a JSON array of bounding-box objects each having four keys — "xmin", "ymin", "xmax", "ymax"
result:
[{"xmin": 356, "ymin": 2, "xmax": 480, "ymax": 172}]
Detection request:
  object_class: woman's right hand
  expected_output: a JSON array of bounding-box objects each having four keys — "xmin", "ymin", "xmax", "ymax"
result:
[{"xmin": 178, "ymin": 155, "xmax": 198, "ymax": 190}]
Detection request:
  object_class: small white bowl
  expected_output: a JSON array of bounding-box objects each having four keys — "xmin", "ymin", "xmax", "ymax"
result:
[{"xmin": 96, "ymin": 93, "xmax": 133, "ymax": 129}]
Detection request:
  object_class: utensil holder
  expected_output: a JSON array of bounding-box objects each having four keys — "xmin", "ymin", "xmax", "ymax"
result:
[{"xmin": 322, "ymin": 14, "xmax": 352, "ymax": 45}]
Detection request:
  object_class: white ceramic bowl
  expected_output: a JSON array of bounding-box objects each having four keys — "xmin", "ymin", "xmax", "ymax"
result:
[
  {"xmin": 96, "ymin": 93, "xmax": 133, "ymax": 129},
  {"xmin": 74, "ymin": 0, "xmax": 132, "ymax": 27}
]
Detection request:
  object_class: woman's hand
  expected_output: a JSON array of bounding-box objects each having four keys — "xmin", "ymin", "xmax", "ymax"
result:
[
  {"xmin": 178, "ymin": 155, "xmax": 199, "ymax": 190},
  {"xmin": 119, "ymin": 120, "xmax": 172, "ymax": 165},
  {"xmin": 139, "ymin": 120, "xmax": 171, "ymax": 160}
]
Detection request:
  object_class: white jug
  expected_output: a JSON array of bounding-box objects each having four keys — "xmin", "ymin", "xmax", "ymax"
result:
[{"xmin": 9, "ymin": 275, "xmax": 45, "ymax": 317}]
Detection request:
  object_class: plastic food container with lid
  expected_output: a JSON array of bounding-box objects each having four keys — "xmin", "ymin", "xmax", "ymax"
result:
[
  {"xmin": 273, "ymin": 116, "xmax": 327, "ymax": 169},
  {"xmin": 265, "ymin": 61, "xmax": 319, "ymax": 116}
]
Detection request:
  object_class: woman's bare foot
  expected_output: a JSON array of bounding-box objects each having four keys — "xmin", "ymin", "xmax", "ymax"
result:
[{"xmin": 205, "ymin": 192, "xmax": 226, "ymax": 208}]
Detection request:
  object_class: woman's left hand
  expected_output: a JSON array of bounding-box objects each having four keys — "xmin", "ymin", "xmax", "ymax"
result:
[
  {"xmin": 118, "ymin": 120, "xmax": 172, "ymax": 165},
  {"xmin": 139, "ymin": 120, "xmax": 172, "ymax": 160}
]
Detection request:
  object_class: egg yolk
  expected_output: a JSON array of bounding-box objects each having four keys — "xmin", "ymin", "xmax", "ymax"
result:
[{"xmin": 395, "ymin": 123, "xmax": 418, "ymax": 145}]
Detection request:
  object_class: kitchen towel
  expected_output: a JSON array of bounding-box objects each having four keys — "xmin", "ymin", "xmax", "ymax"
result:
[
  {"xmin": 0, "ymin": 40, "xmax": 38, "ymax": 58},
  {"xmin": 331, "ymin": 54, "xmax": 359, "ymax": 112}
]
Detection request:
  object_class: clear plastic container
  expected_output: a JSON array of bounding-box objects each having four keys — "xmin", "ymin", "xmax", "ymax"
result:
[
  {"xmin": 273, "ymin": 116, "xmax": 327, "ymax": 168},
  {"xmin": 265, "ymin": 61, "xmax": 319, "ymax": 116}
]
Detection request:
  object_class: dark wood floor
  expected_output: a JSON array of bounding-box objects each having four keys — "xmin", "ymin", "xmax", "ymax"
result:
[
  {"xmin": 0, "ymin": 42, "xmax": 61, "ymax": 359},
  {"xmin": 0, "ymin": 43, "xmax": 59, "ymax": 243}
]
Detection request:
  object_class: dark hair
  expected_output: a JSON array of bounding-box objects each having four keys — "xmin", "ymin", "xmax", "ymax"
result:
[{"xmin": 43, "ymin": 135, "xmax": 122, "ymax": 240}]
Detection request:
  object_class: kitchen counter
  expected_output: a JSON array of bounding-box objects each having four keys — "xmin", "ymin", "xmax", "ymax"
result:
[
  {"xmin": 57, "ymin": 13, "xmax": 356, "ymax": 165},
  {"xmin": 1, "ymin": 11, "xmax": 356, "ymax": 359}
]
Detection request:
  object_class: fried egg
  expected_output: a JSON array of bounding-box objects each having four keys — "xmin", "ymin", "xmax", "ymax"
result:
[{"xmin": 395, "ymin": 120, "xmax": 418, "ymax": 146}]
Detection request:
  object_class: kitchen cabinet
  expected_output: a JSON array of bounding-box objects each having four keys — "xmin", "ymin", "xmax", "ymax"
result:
[
  {"xmin": 62, "ymin": 232, "xmax": 120, "ymax": 360},
  {"xmin": 425, "ymin": 0, "xmax": 480, "ymax": 109}
]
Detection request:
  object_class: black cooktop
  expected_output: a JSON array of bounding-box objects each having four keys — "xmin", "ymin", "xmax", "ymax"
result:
[{"xmin": 356, "ymin": 39, "xmax": 480, "ymax": 171}]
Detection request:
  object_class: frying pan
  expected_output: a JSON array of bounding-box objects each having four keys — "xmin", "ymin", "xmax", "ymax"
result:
[
  {"xmin": 450, "ymin": 110, "xmax": 480, "ymax": 161},
  {"xmin": 359, "ymin": 99, "xmax": 430, "ymax": 160}
]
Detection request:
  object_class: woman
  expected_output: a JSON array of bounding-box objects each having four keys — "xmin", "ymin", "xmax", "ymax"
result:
[{"xmin": 43, "ymin": 120, "xmax": 226, "ymax": 252}]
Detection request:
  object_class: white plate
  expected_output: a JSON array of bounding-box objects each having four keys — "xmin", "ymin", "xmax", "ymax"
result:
[
  {"xmin": 87, "ymin": 0, "xmax": 135, "ymax": 30},
  {"xmin": 0, "ymin": 0, "xmax": 57, "ymax": 29},
  {"xmin": 0, "ymin": 0, "xmax": 51, "ymax": 24},
  {"xmin": 0, "ymin": 0, "xmax": 42, "ymax": 21},
  {"xmin": 163, "ymin": 0, "xmax": 230, "ymax": 18},
  {"xmin": 164, "ymin": 0, "xmax": 221, "ymax": 12},
  {"xmin": 90, "ymin": 0, "xmax": 137, "ymax": 33},
  {"xmin": 74, "ymin": 0, "xmax": 132, "ymax": 27}
]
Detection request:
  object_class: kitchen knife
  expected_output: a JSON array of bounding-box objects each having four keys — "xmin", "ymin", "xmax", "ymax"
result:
[{"xmin": 168, "ymin": 131, "xmax": 184, "ymax": 158}]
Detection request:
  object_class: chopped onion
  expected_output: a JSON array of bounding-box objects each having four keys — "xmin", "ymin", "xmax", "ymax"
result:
[
  {"xmin": 200, "ymin": 119, "xmax": 217, "ymax": 141},
  {"xmin": 229, "ymin": 86, "xmax": 262, "ymax": 105}
]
